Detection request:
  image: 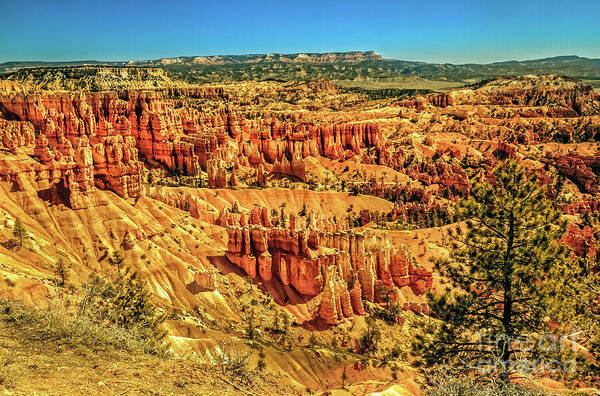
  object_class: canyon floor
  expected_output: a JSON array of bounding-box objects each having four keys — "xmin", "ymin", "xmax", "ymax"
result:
[{"xmin": 0, "ymin": 67, "xmax": 599, "ymax": 394}]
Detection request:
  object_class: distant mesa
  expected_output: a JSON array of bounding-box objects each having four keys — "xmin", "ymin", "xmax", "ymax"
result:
[
  {"xmin": 2, "ymin": 52, "xmax": 600, "ymax": 85},
  {"xmin": 0, "ymin": 51, "xmax": 384, "ymax": 72},
  {"xmin": 127, "ymin": 51, "xmax": 384, "ymax": 66}
]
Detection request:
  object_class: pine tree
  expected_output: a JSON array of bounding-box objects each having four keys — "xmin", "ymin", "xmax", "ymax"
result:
[
  {"xmin": 108, "ymin": 250, "xmax": 124, "ymax": 276},
  {"xmin": 416, "ymin": 160, "xmax": 579, "ymax": 381},
  {"xmin": 306, "ymin": 211, "xmax": 313, "ymax": 228},
  {"xmin": 247, "ymin": 310, "xmax": 257, "ymax": 339},
  {"xmin": 13, "ymin": 217, "xmax": 26, "ymax": 246},
  {"xmin": 582, "ymin": 274, "xmax": 600, "ymax": 380},
  {"xmin": 555, "ymin": 174, "xmax": 566, "ymax": 197},
  {"xmin": 110, "ymin": 272, "xmax": 162, "ymax": 329},
  {"xmin": 359, "ymin": 317, "xmax": 381, "ymax": 354},
  {"xmin": 463, "ymin": 148, "xmax": 471, "ymax": 166},
  {"xmin": 279, "ymin": 203, "xmax": 287, "ymax": 230},
  {"xmin": 257, "ymin": 358, "xmax": 266, "ymax": 371},
  {"xmin": 298, "ymin": 202, "xmax": 307, "ymax": 217},
  {"xmin": 272, "ymin": 312, "xmax": 280, "ymax": 332},
  {"xmin": 570, "ymin": 257, "xmax": 600, "ymax": 381},
  {"xmin": 55, "ymin": 258, "xmax": 69, "ymax": 287},
  {"xmin": 282, "ymin": 313, "xmax": 290, "ymax": 335},
  {"xmin": 416, "ymin": 213, "xmax": 425, "ymax": 229},
  {"xmin": 591, "ymin": 310, "xmax": 600, "ymax": 377},
  {"xmin": 82, "ymin": 272, "xmax": 166, "ymax": 341},
  {"xmin": 377, "ymin": 211, "xmax": 386, "ymax": 229},
  {"xmin": 432, "ymin": 209, "xmax": 440, "ymax": 227},
  {"xmin": 345, "ymin": 208, "xmax": 356, "ymax": 229}
]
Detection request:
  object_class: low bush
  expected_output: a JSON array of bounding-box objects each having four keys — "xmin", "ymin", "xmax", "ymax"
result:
[
  {"xmin": 214, "ymin": 341, "xmax": 255, "ymax": 383},
  {"xmin": 78, "ymin": 272, "xmax": 168, "ymax": 356},
  {"xmin": 427, "ymin": 376, "xmax": 548, "ymax": 396},
  {"xmin": 0, "ymin": 271, "xmax": 169, "ymax": 358}
]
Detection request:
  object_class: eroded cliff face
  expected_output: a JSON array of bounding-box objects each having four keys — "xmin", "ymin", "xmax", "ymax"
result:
[
  {"xmin": 0, "ymin": 74, "xmax": 598, "ymax": 292},
  {"xmin": 1, "ymin": 71, "xmax": 600, "ymax": 393},
  {"xmin": 2, "ymin": 74, "xmax": 598, "ymax": 210},
  {"xmin": 450, "ymin": 75, "xmax": 600, "ymax": 115},
  {"xmin": 220, "ymin": 206, "xmax": 431, "ymax": 324},
  {"xmin": 0, "ymin": 90, "xmax": 384, "ymax": 203}
]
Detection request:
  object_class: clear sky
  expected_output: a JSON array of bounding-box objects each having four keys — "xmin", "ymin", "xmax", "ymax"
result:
[{"xmin": 1, "ymin": 0, "xmax": 598, "ymax": 64}]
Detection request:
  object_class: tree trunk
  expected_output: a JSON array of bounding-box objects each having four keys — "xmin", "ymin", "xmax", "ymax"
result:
[{"xmin": 501, "ymin": 213, "xmax": 515, "ymax": 381}]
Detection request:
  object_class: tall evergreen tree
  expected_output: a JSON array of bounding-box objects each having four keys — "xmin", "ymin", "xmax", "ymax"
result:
[{"xmin": 416, "ymin": 160, "xmax": 579, "ymax": 380}]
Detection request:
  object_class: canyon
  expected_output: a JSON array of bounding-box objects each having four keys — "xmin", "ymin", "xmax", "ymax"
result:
[{"xmin": 0, "ymin": 68, "xmax": 599, "ymax": 394}]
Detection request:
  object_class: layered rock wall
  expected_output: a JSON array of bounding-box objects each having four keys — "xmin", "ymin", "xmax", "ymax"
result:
[
  {"xmin": 221, "ymin": 206, "xmax": 432, "ymax": 325},
  {"xmin": 0, "ymin": 91, "xmax": 383, "ymax": 199}
]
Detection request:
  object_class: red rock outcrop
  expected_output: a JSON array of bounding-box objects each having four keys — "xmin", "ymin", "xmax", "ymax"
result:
[
  {"xmin": 394, "ymin": 100, "xmax": 425, "ymax": 111},
  {"xmin": 560, "ymin": 199, "xmax": 600, "ymax": 215},
  {"xmin": 429, "ymin": 93, "xmax": 452, "ymax": 108},
  {"xmin": 206, "ymin": 158, "xmax": 228, "ymax": 189},
  {"xmin": 222, "ymin": 206, "xmax": 432, "ymax": 325},
  {"xmin": 272, "ymin": 151, "xmax": 306, "ymax": 181},
  {"xmin": 563, "ymin": 223, "xmax": 598, "ymax": 259},
  {"xmin": 0, "ymin": 90, "xmax": 387, "ymax": 199},
  {"xmin": 0, "ymin": 119, "xmax": 35, "ymax": 152},
  {"xmin": 244, "ymin": 118, "xmax": 382, "ymax": 164},
  {"xmin": 544, "ymin": 153, "xmax": 600, "ymax": 194},
  {"xmin": 450, "ymin": 75, "xmax": 600, "ymax": 114},
  {"xmin": 405, "ymin": 160, "xmax": 470, "ymax": 195}
]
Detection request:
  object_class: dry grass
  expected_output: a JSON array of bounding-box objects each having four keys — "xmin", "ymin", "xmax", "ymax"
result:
[
  {"xmin": 0, "ymin": 298, "xmax": 169, "ymax": 358},
  {"xmin": 426, "ymin": 375, "xmax": 551, "ymax": 396},
  {"xmin": 0, "ymin": 298, "xmax": 303, "ymax": 394}
]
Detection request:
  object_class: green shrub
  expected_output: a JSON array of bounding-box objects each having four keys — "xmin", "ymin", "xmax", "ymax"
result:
[
  {"xmin": 79, "ymin": 272, "xmax": 166, "ymax": 338},
  {"xmin": 12, "ymin": 218, "xmax": 26, "ymax": 246},
  {"xmin": 359, "ymin": 318, "xmax": 381, "ymax": 354}
]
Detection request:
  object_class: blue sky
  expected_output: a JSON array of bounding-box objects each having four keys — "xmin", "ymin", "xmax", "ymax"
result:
[{"xmin": 1, "ymin": 0, "xmax": 598, "ymax": 64}]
